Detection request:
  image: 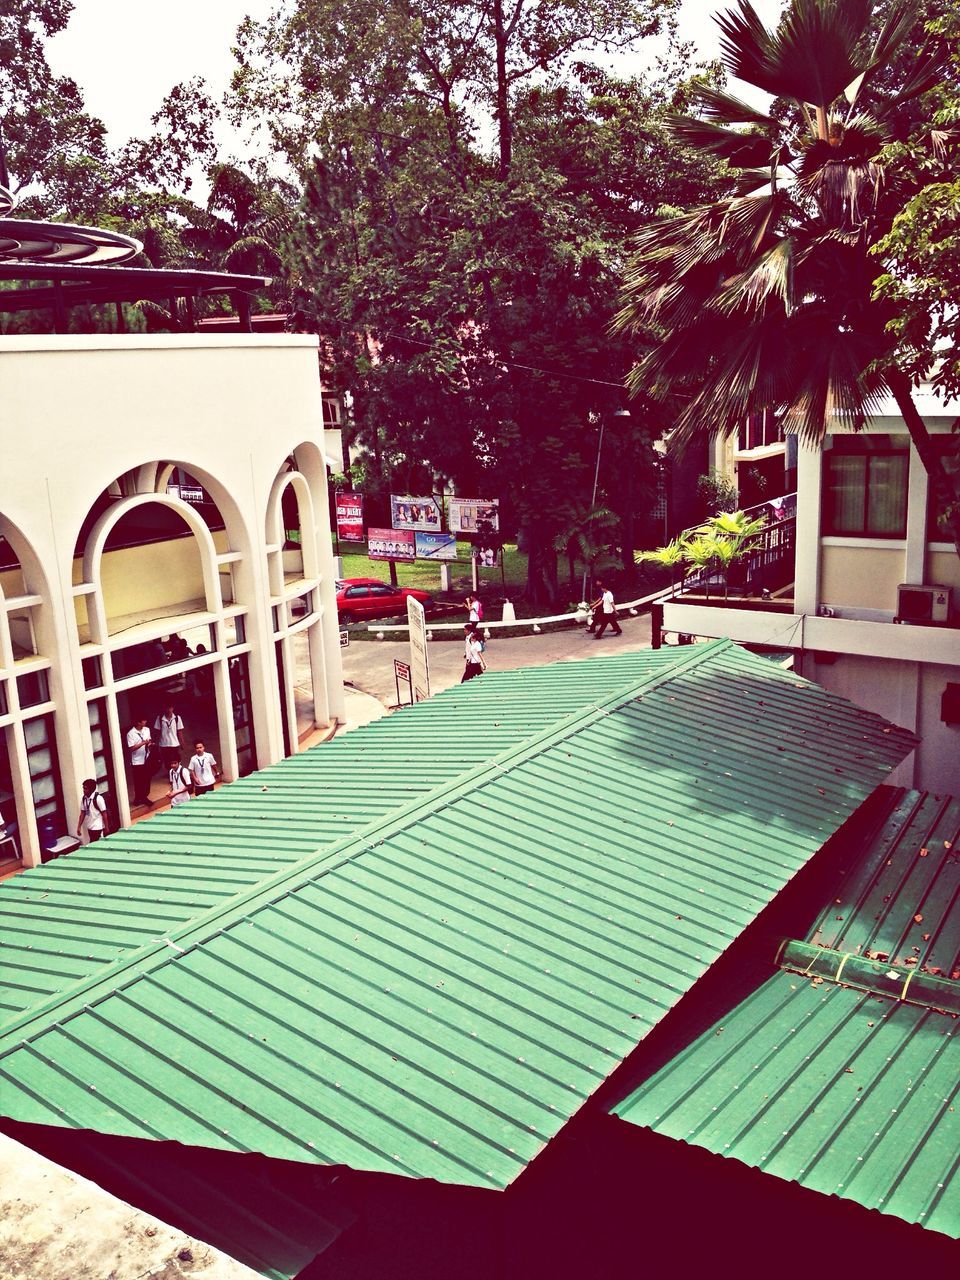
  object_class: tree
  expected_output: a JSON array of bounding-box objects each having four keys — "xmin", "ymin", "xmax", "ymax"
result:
[
  {"xmin": 614, "ymin": 0, "xmax": 960, "ymax": 557},
  {"xmin": 233, "ymin": 0, "xmax": 723, "ymax": 606}
]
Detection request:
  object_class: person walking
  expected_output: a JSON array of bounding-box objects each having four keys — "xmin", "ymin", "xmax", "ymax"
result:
[
  {"xmin": 76, "ymin": 778, "xmax": 109, "ymax": 842},
  {"xmin": 189, "ymin": 740, "xmax": 221, "ymax": 795},
  {"xmin": 461, "ymin": 624, "xmax": 486, "ymax": 682},
  {"xmin": 585, "ymin": 591, "xmax": 604, "ymax": 634},
  {"xmin": 593, "ymin": 582, "xmax": 622, "ymax": 638},
  {"xmin": 154, "ymin": 704, "xmax": 186, "ymax": 753},
  {"xmin": 465, "ymin": 593, "xmax": 483, "ymax": 627},
  {"xmin": 126, "ymin": 716, "xmax": 154, "ymax": 808},
  {"xmin": 166, "ymin": 750, "xmax": 192, "ymax": 807}
]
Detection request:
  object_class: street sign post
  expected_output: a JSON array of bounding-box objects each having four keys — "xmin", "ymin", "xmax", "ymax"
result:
[{"xmin": 406, "ymin": 596, "xmax": 430, "ymax": 702}]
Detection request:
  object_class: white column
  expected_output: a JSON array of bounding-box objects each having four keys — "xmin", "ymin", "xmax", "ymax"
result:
[
  {"xmin": 903, "ymin": 443, "xmax": 928, "ymax": 586},
  {"xmin": 794, "ymin": 439, "xmax": 822, "ymax": 616}
]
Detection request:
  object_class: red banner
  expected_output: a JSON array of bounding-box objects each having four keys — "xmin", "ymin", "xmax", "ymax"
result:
[{"xmin": 335, "ymin": 492, "xmax": 365, "ymax": 543}]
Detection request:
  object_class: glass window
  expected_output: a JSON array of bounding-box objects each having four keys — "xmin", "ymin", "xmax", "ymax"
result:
[
  {"xmin": 229, "ymin": 654, "xmax": 257, "ymax": 777},
  {"xmin": 24, "ymin": 712, "xmax": 64, "ymax": 829},
  {"xmin": 823, "ymin": 440, "xmax": 908, "ymax": 537},
  {"xmin": 18, "ymin": 668, "xmax": 50, "ymax": 709},
  {"xmin": 82, "ymin": 655, "xmax": 103, "ymax": 689},
  {"xmin": 87, "ymin": 698, "xmax": 117, "ymax": 810}
]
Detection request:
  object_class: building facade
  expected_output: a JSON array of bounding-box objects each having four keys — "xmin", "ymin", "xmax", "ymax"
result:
[
  {"xmin": 662, "ymin": 387, "xmax": 960, "ymax": 793},
  {"xmin": 1, "ymin": 333, "xmax": 345, "ymax": 866}
]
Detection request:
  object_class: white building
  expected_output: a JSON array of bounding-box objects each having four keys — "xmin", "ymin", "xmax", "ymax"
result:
[
  {"xmin": 663, "ymin": 387, "xmax": 960, "ymax": 793},
  {"xmin": 1, "ymin": 332, "xmax": 345, "ymax": 866}
]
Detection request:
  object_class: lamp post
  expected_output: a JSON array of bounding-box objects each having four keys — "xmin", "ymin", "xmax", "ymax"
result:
[{"xmin": 581, "ymin": 408, "xmax": 630, "ymax": 603}]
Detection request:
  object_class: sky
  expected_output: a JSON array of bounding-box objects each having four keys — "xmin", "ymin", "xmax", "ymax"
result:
[{"xmin": 47, "ymin": 0, "xmax": 784, "ymax": 150}]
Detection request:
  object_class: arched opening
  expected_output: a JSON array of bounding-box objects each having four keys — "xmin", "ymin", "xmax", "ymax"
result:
[
  {"xmin": 72, "ymin": 465, "xmax": 258, "ymax": 824},
  {"xmin": 265, "ymin": 449, "xmax": 332, "ymax": 749},
  {"xmin": 0, "ymin": 520, "xmax": 64, "ymax": 869}
]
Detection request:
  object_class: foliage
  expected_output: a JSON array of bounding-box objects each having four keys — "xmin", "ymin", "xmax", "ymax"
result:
[
  {"xmin": 614, "ymin": 0, "xmax": 960, "ymax": 556},
  {"xmin": 637, "ymin": 508, "xmax": 767, "ymax": 597},
  {"xmin": 232, "ymin": 0, "xmax": 725, "ymax": 607},
  {"xmin": 696, "ymin": 468, "xmax": 738, "ymax": 516},
  {"xmin": 871, "ymin": 5, "xmax": 960, "ymax": 401}
]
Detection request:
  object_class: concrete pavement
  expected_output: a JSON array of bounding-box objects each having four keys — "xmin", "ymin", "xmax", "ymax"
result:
[{"xmin": 337, "ymin": 610, "xmax": 653, "ymax": 725}]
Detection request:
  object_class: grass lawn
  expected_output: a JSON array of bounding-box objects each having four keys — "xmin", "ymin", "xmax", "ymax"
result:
[{"xmin": 334, "ymin": 540, "xmax": 528, "ymax": 601}]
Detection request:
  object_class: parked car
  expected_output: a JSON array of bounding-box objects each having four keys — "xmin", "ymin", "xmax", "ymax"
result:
[{"xmin": 335, "ymin": 578, "xmax": 433, "ymax": 625}]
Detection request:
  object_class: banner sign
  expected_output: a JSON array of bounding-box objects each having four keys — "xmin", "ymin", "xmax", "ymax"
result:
[
  {"xmin": 368, "ymin": 527, "xmax": 415, "ymax": 561},
  {"xmin": 415, "ymin": 531, "xmax": 458, "ymax": 561},
  {"xmin": 446, "ymin": 497, "xmax": 499, "ymax": 535},
  {"xmin": 335, "ymin": 492, "xmax": 365, "ymax": 542},
  {"xmin": 473, "ymin": 545, "xmax": 500, "ymax": 567},
  {"xmin": 407, "ymin": 596, "xmax": 430, "ymax": 702},
  {"xmin": 391, "ymin": 495, "xmax": 443, "ymax": 532}
]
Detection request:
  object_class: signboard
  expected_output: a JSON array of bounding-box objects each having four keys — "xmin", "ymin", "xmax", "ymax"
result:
[
  {"xmin": 339, "ymin": 629, "xmax": 349, "ymax": 648},
  {"xmin": 415, "ymin": 531, "xmax": 458, "ymax": 561},
  {"xmin": 390, "ymin": 494, "xmax": 443, "ymax": 532},
  {"xmin": 446, "ymin": 497, "xmax": 499, "ymax": 535},
  {"xmin": 368, "ymin": 527, "xmax": 415, "ymax": 562},
  {"xmin": 407, "ymin": 596, "xmax": 430, "ymax": 702},
  {"xmin": 335, "ymin": 492, "xmax": 365, "ymax": 542},
  {"xmin": 393, "ymin": 658, "xmax": 413, "ymax": 708},
  {"xmin": 473, "ymin": 545, "xmax": 500, "ymax": 568}
]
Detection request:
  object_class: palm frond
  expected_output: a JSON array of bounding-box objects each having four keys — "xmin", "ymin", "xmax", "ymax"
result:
[{"xmin": 667, "ymin": 116, "xmax": 774, "ymax": 169}]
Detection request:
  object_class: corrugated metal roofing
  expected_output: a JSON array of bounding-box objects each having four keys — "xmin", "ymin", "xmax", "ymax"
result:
[
  {"xmin": 0, "ymin": 641, "xmax": 914, "ymax": 1189},
  {"xmin": 0, "ymin": 650, "xmax": 677, "ymax": 1018},
  {"xmin": 613, "ymin": 786, "xmax": 960, "ymax": 1236}
]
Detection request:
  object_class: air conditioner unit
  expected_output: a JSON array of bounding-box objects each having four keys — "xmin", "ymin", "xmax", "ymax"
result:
[{"xmin": 897, "ymin": 583, "xmax": 951, "ymax": 625}]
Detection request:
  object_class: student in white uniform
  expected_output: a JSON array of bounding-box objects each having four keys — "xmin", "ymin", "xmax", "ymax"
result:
[{"xmin": 76, "ymin": 779, "xmax": 109, "ymax": 842}]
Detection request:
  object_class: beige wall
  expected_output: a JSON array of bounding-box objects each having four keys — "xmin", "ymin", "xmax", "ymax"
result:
[
  {"xmin": 927, "ymin": 549, "xmax": 960, "ymax": 596},
  {"xmin": 820, "ymin": 544, "xmax": 904, "ymax": 611}
]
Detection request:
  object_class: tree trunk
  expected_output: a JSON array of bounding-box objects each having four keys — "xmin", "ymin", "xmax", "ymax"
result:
[
  {"xmin": 888, "ymin": 369, "xmax": 960, "ymax": 560},
  {"xmin": 492, "ymin": 0, "xmax": 511, "ymax": 179}
]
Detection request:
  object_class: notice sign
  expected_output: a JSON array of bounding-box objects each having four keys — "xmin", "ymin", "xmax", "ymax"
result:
[
  {"xmin": 415, "ymin": 531, "xmax": 458, "ymax": 560},
  {"xmin": 391, "ymin": 495, "xmax": 443, "ymax": 532},
  {"xmin": 447, "ymin": 497, "xmax": 499, "ymax": 536},
  {"xmin": 407, "ymin": 596, "xmax": 430, "ymax": 702},
  {"xmin": 368, "ymin": 527, "xmax": 415, "ymax": 562},
  {"xmin": 335, "ymin": 492, "xmax": 365, "ymax": 542}
]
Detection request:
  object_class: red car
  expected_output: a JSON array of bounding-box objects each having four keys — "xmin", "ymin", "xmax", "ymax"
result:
[{"xmin": 335, "ymin": 578, "xmax": 433, "ymax": 625}]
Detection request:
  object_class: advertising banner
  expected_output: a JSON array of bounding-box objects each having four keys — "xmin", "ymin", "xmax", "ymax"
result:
[
  {"xmin": 407, "ymin": 596, "xmax": 430, "ymax": 702},
  {"xmin": 415, "ymin": 531, "xmax": 459, "ymax": 561},
  {"xmin": 390, "ymin": 495, "xmax": 443, "ymax": 532},
  {"xmin": 446, "ymin": 497, "xmax": 499, "ymax": 535},
  {"xmin": 367, "ymin": 527, "xmax": 415, "ymax": 562},
  {"xmin": 335, "ymin": 492, "xmax": 365, "ymax": 542},
  {"xmin": 473, "ymin": 545, "xmax": 500, "ymax": 567}
]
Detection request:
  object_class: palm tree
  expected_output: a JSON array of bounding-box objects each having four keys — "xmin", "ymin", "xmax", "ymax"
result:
[{"xmin": 614, "ymin": 0, "xmax": 960, "ymax": 557}]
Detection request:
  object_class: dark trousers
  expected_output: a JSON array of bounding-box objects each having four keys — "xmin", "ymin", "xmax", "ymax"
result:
[
  {"xmin": 595, "ymin": 612, "xmax": 622, "ymax": 637},
  {"xmin": 194, "ymin": 783, "xmax": 215, "ymax": 796},
  {"xmin": 462, "ymin": 662, "xmax": 483, "ymax": 682},
  {"xmin": 131, "ymin": 762, "xmax": 153, "ymax": 805}
]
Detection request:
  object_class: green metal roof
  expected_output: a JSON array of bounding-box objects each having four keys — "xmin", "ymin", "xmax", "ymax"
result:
[
  {"xmin": 0, "ymin": 641, "xmax": 914, "ymax": 1189},
  {"xmin": 0, "ymin": 650, "xmax": 674, "ymax": 1018},
  {"xmin": 613, "ymin": 787, "xmax": 960, "ymax": 1236}
]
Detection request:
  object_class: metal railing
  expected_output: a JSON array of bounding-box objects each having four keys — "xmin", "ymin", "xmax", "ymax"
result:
[{"xmin": 675, "ymin": 493, "xmax": 798, "ymax": 598}]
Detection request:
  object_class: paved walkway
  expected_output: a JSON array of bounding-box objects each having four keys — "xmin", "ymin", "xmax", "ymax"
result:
[{"xmin": 337, "ymin": 610, "xmax": 652, "ymax": 730}]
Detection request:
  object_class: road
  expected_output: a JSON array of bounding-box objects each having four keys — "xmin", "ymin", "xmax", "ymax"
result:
[{"xmin": 338, "ymin": 610, "xmax": 653, "ymax": 716}]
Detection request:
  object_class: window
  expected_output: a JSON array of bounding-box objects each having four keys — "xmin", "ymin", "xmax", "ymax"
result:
[
  {"xmin": 24, "ymin": 713, "xmax": 65, "ymax": 829},
  {"xmin": 823, "ymin": 437, "xmax": 908, "ymax": 537}
]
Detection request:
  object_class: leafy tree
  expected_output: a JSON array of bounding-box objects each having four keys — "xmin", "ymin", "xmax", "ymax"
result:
[
  {"xmin": 615, "ymin": 0, "xmax": 960, "ymax": 557},
  {"xmin": 234, "ymin": 0, "xmax": 723, "ymax": 606}
]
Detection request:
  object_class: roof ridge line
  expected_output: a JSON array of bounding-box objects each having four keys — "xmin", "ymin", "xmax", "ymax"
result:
[
  {"xmin": 0, "ymin": 641, "xmax": 729, "ymax": 1051},
  {"xmin": 777, "ymin": 938, "xmax": 960, "ymax": 1016}
]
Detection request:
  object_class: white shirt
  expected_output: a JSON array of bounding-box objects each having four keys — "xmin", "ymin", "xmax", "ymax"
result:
[
  {"xmin": 154, "ymin": 712, "xmax": 184, "ymax": 748},
  {"xmin": 602, "ymin": 589, "xmax": 616, "ymax": 614},
  {"xmin": 126, "ymin": 725, "xmax": 152, "ymax": 765},
  {"xmin": 189, "ymin": 751, "xmax": 218, "ymax": 787},
  {"xmin": 168, "ymin": 765, "xmax": 191, "ymax": 805},
  {"xmin": 465, "ymin": 635, "xmax": 484, "ymax": 665},
  {"xmin": 80, "ymin": 791, "xmax": 106, "ymax": 832}
]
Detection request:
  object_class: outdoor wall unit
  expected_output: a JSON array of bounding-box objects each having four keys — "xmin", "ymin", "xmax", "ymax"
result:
[{"xmin": 896, "ymin": 583, "xmax": 951, "ymax": 625}]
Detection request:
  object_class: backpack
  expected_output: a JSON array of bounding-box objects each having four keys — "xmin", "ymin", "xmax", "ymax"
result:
[{"xmin": 475, "ymin": 600, "xmax": 484, "ymax": 621}]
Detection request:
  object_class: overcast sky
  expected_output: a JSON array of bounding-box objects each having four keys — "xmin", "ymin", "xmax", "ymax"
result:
[{"xmin": 47, "ymin": 0, "xmax": 783, "ymax": 149}]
